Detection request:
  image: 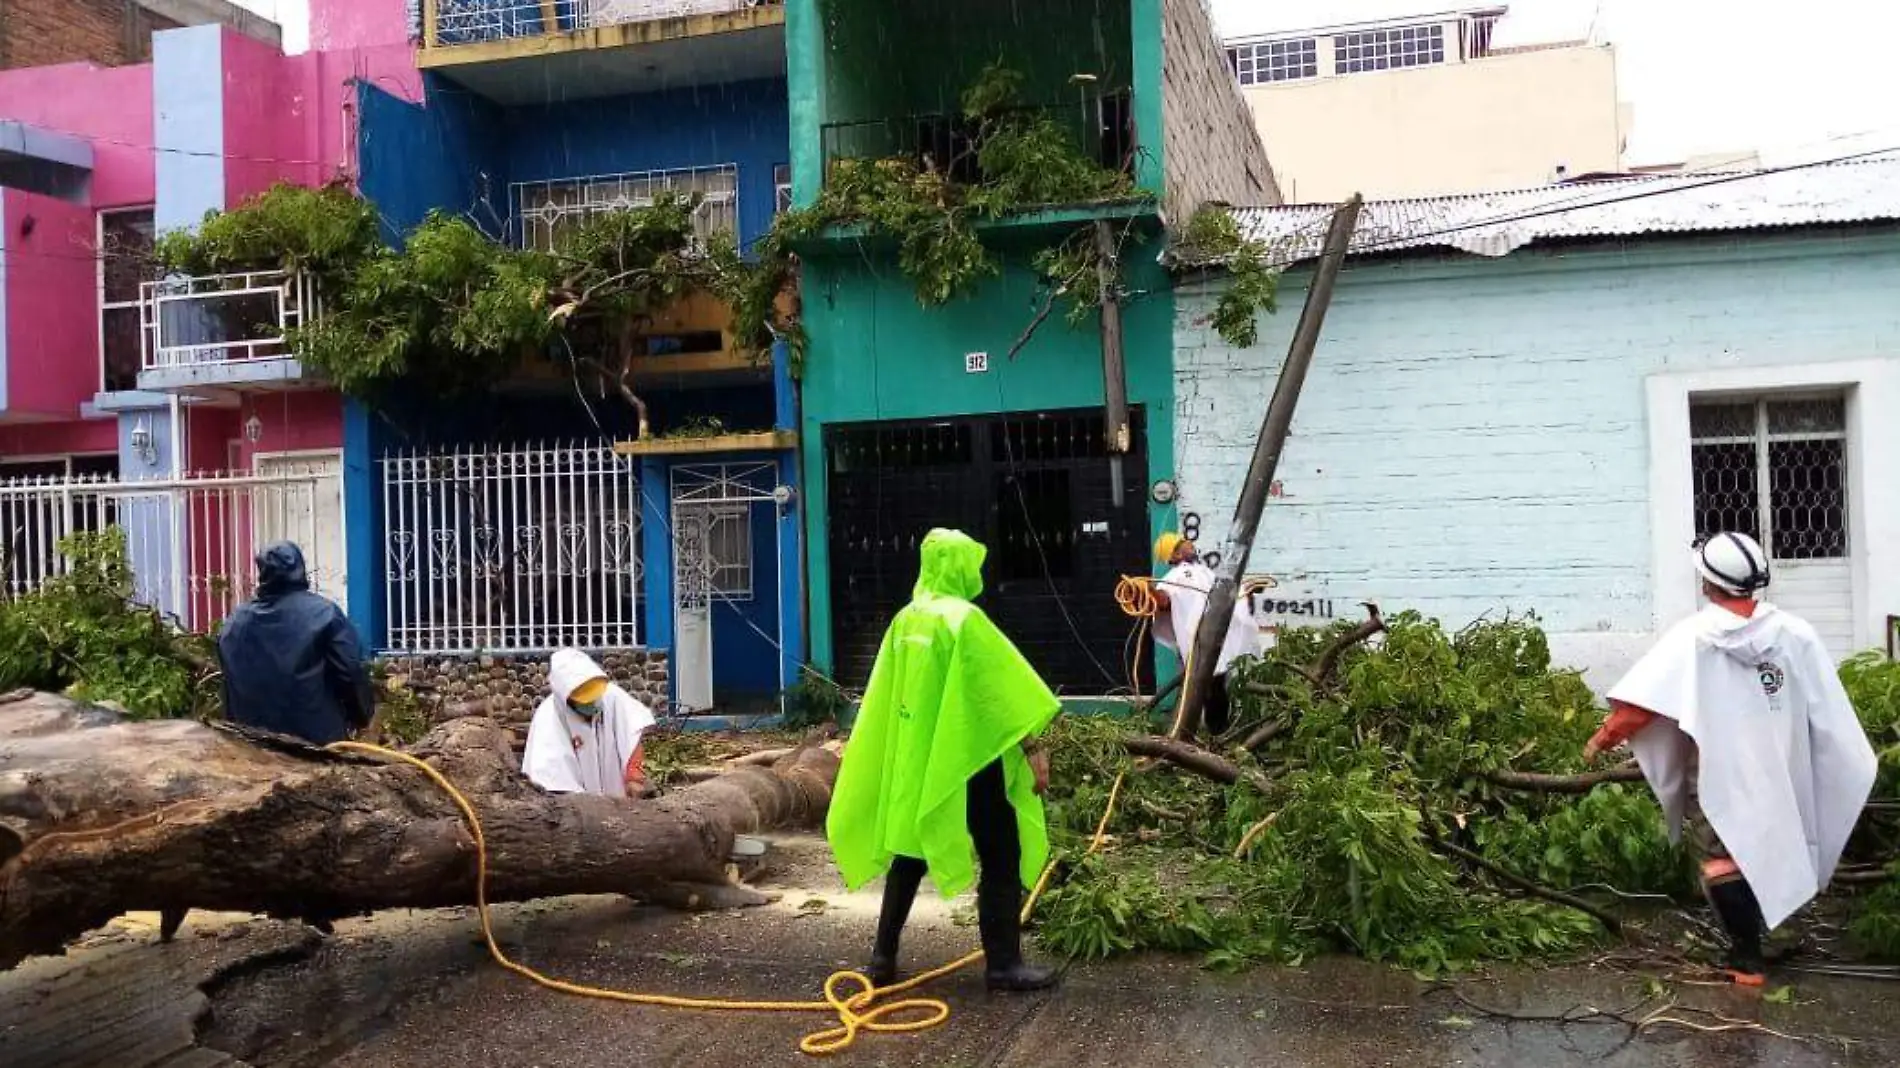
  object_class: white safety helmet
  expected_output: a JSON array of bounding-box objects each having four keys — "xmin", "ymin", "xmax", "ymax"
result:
[{"xmin": 1694, "ymin": 531, "xmax": 1770, "ymax": 595}]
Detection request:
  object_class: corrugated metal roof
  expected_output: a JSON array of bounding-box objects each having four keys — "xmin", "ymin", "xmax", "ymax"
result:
[{"xmin": 1225, "ymin": 154, "xmax": 1900, "ymax": 266}]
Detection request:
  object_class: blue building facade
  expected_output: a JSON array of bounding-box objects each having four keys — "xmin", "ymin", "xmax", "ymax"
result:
[{"xmin": 346, "ymin": 4, "xmax": 804, "ymax": 716}]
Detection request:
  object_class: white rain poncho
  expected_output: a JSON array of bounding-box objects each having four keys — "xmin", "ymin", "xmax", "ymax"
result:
[
  {"xmin": 522, "ymin": 649, "xmax": 656, "ymax": 796},
  {"xmin": 1152, "ymin": 560, "xmax": 1262, "ymax": 676},
  {"xmin": 1609, "ymin": 603, "xmax": 1876, "ymax": 929}
]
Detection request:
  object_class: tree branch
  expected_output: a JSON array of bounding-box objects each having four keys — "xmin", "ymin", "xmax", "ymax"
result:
[
  {"xmin": 1005, "ymin": 283, "xmax": 1063, "ymax": 361},
  {"xmin": 1239, "ymin": 718, "xmax": 1291, "ymax": 752},
  {"xmin": 1312, "ymin": 603, "xmax": 1385, "ymax": 685},
  {"xmin": 1121, "ymin": 735, "xmax": 1273, "ymax": 793},
  {"xmin": 1485, "ymin": 765, "xmax": 1644, "ymax": 793},
  {"xmin": 1424, "ymin": 828, "xmax": 1624, "ymax": 934}
]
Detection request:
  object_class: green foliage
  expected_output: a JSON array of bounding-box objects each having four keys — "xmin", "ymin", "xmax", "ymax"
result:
[
  {"xmin": 156, "ymin": 186, "xmax": 780, "ymax": 399},
  {"xmin": 153, "ymin": 69, "xmax": 1268, "ymax": 402},
  {"xmin": 1842, "ymin": 651, "xmax": 1900, "ymax": 796},
  {"xmin": 1038, "ymin": 625, "xmax": 1900, "ymax": 971},
  {"xmin": 1850, "ymin": 869, "xmax": 1900, "ymax": 957},
  {"xmin": 1469, "ymin": 785, "xmax": 1693, "ymax": 897},
  {"xmin": 1181, "ymin": 205, "xmax": 1280, "ymax": 348},
  {"xmin": 641, "ymin": 731, "xmax": 734, "ymax": 790},
  {"xmin": 0, "ymin": 530, "xmax": 216, "ymax": 720},
  {"xmin": 292, "ymin": 211, "xmax": 557, "ymax": 397},
  {"xmin": 791, "ymin": 156, "xmax": 994, "ymax": 307},
  {"xmin": 369, "ymin": 666, "xmax": 433, "ymax": 746},
  {"xmin": 1033, "ymin": 615, "xmax": 1663, "ymax": 974},
  {"xmin": 156, "ymin": 182, "xmax": 381, "ymax": 292},
  {"xmin": 1841, "ymin": 651, "xmax": 1900, "ymax": 955},
  {"xmin": 657, "ymin": 415, "xmax": 733, "ymax": 440},
  {"xmin": 960, "ymin": 64, "xmax": 1133, "ymax": 212},
  {"xmin": 779, "ymin": 62, "xmax": 1141, "ymax": 316},
  {"xmin": 781, "ymin": 666, "xmax": 851, "ymax": 730}
]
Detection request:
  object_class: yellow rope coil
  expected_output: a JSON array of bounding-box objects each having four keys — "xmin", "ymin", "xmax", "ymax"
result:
[{"xmin": 326, "ymin": 740, "xmax": 1125, "ymax": 1057}]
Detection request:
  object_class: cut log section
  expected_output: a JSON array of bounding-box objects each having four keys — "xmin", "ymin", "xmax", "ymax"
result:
[{"xmin": 0, "ymin": 693, "xmax": 839, "ymax": 970}]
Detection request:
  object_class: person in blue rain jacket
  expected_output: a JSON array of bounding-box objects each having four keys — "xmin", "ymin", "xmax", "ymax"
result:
[{"xmin": 218, "ymin": 541, "xmax": 373, "ymax": 745}]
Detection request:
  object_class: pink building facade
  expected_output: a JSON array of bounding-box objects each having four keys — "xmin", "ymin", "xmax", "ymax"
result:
[{"xmin": 0, "ymin": 5, "xmax": 415, "ymax": 616}]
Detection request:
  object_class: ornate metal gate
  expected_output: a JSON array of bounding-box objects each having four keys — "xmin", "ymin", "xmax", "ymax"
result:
[
  {"xmin": 380, "ymin": 443, "xmax": 641, "ymax": 653},
  {"xmin": 824, "ymin": 408, "xmax": 1150, "ymax": 692}
]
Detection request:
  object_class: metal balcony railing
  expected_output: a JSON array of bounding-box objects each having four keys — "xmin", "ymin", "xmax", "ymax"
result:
[
  {"xmin": 139, "ymin": 270, "xmax": 317, "ymax": 371},
  {"xmin": 512, "ymin": 165, "xmax": 739, "ymax": 252},
  {"xmin": 819, "ymin": 92, "xmax": 1136, "ymax": 192},
  {"xmin": 427, "ymin": 0, "xmax": 781, "ymax": 47}
]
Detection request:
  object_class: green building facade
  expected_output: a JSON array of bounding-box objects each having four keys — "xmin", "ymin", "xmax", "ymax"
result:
[{"xmin": 787, "ymin": 0, "xmax": 1274, "ymax": 690}]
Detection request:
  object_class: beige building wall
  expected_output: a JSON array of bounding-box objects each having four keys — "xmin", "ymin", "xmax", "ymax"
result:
[{"xmin": 1243, "ymin": 43, "xmax": 1626, "ymax": 201}]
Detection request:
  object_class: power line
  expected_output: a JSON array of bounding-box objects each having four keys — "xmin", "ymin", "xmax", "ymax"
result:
[
  {"xmin": 9, "ymin": 121, "xmax": 332, "ymax": 167},
  {"xmin": 15, "ymin": 141, "xmax": 1897, "ymax": 274}
]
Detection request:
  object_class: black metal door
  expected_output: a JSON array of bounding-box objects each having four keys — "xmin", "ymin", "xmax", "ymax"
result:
[{"xmin": 825, "ymin": 408, "xmax": 1151, "ymax": 694}]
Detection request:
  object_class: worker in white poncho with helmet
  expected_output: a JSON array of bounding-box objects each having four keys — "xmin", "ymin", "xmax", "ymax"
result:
[
  {"xmin": 1585, "ymin": 532, "xmax": 1875, "ymax": 985},
  {"xmin": 524, "ymin": 648, "xmax": 657, "ymax": 798},
  {"xmin": 1148, "ymin": 531, "xmax": 1263, "ymax": 736}
]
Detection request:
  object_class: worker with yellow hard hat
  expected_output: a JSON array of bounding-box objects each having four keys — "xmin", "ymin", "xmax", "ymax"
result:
[
  {"xmin": 1148, "ymin": 530, "xmax": 1263, "ymax": 736},
  {"xmin": 523, "ymin": 648, "xmax": 656, "ymax": 797}
]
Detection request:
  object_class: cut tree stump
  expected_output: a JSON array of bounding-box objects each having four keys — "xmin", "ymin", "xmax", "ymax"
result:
[{"xmin": 0, "ymin": 693, "xmax": 838, "ymax": 970}]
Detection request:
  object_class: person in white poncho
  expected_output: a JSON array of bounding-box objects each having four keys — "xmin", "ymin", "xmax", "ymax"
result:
[
  {"xmin": 523, "ymin": 648, "xmax": 657, "ymax": 798},
  {"xmin": 1148, "ymin": 531, "xmax": 1263, "ymax": 736},
  {"xmin": 1586, "ymin": 532, "xmax": 1875, "ymax": 984}
]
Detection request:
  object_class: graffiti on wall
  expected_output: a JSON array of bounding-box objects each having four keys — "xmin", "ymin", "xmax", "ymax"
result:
[{"xmin": 1176, "ymin": 489, "xmax": 1351, "ymax": 643}]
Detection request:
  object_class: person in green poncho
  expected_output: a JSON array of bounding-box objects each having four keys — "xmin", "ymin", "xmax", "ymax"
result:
[{"xmin": 827, "ymin": 528, "xmax": 1062, "ymax": 993}]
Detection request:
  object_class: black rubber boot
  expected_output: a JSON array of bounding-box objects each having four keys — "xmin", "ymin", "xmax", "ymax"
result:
[
  {"xmin": 976, "ymin": 866, "xmax": 1057, "ymax": 993},
  {"xmin": 1707, "ymin": 878, "xmax": 1767, "ymax": 984},
  {"xmin": 868, "ymin": 858, "xmax": 925, "ymax": 987}
]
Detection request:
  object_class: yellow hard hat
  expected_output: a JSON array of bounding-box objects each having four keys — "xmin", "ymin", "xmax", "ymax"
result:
[
  {"xmin": 568, "ymin": 676, "xmax": 609, "ymax": 705},
  {"xmin": 1154, "ymin": 531, "xmax": 1185, "ymax": 563}
]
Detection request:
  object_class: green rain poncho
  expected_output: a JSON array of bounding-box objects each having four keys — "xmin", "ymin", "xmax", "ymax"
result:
[{"xmin": 827, "ymin": 529, "xmax": 1061, "ymax": 898}]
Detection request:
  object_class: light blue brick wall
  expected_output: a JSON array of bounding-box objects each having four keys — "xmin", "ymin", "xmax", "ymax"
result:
[{"xmin": 1174, "ymin": 229, "xmax": 1900, "ymax": 679}]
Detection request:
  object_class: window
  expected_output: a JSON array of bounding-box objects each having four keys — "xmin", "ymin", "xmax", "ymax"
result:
[
  {"xmin": 0, "ymin": 455, "xmax": 117, "ymax": 480},
  {"xmin": 774, "ymin": 163, "xmax": 793, "ymax": 214},
  {"xmin": 513, "ymin": 165, "xmax": 739, "ymax": 253},
  {"xmin": 1228, "ymin": 38, "xmax": 1319, "ymax": 85},
  {"xmin": 1690, "ymin": 396, "xmax": 1848, "ymax": 560},
  {"xmin": 1462, "ymin": 12, "xmax": 1501, "ymax": 59},
  {"xmin": 1334, "ymin": 23, "xmax": 1446, "ymax": 74},
  {"xmin": 705, "ymin": 504, "xmax": 753, "ymax": 599},
  {"xmin": 98, "ymin": 208, "xmax": 155, "ymax": 393}
]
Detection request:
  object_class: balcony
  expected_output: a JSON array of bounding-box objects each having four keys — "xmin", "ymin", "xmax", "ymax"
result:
[
  {"xmin": 820, "ymin": 93, "xmax": 1137, "ymax": 193},
  {"xmin": 514, "ymin": 165, "xmax": 739, "ymax": 252},
  {"xmin": 136, "ymin": 270, "xmax": 318, "ymax": 393},
  {"xmin": 419, "ymin": 0, "xmax": 787, "ymax": 104},
  {"xmin": 512, "ymin": 290, "xmax": 771, "ymax": 393}
]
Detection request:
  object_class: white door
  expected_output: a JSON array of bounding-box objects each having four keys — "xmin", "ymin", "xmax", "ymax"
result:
[
  {"xmin": 1770, "ymin": 561, "xmax": 1854, "ymax": 657},
  {"xmin": 255, "ymin": 451, "xmax": 347, "ymax": 611},
  {"xmin": 673, "ymin": 507, "xmax": 714, "ymax": 713}
]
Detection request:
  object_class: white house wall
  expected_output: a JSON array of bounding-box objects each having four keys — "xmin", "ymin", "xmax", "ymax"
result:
[{"xmin": 1172, "ymin": 229, "xmax": 1900, "ymax": 688}]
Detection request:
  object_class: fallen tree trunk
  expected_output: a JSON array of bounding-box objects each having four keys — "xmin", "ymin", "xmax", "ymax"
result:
[{"xmin": 0, "ymin": 693, "xmax": 838, "ymax": 970}]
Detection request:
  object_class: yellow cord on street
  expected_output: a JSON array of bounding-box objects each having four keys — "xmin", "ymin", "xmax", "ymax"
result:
[{"xmin": 327, "ymin": 740, "xmax": 1125, "ymax": 1057}]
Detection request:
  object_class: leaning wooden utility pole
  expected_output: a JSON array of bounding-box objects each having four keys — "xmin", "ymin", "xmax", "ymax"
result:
[
  {"xmin": 1095, "ymin": 219, "xmax": 1131, "ymax": 506},
  {"xmin": 1171, "ymin": 195, "xmax": 1364, "ymax": 741}
]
